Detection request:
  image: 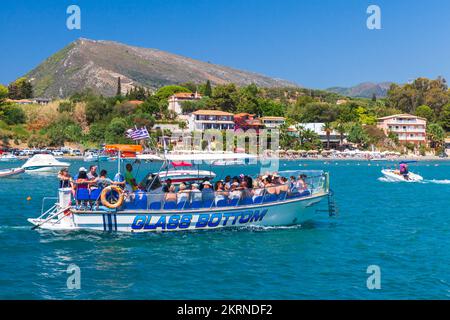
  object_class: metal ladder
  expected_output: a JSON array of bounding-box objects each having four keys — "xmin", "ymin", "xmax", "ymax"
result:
[{"xmin": 316, "ymin": 189, "xmax": 338, "ymax": 217}]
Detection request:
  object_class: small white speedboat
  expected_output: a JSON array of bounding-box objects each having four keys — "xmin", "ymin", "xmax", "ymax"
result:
[
  {"xmin": 212, "ymin": 159, "xmax": 245, "ymax": 166},
  {"xmin": 0, "ymin": 153, "xmax": 19, "ymax": 162},
  {"xmin": 83, "ymin": 152, "xmax": 99, "ymax": 162},
  {"xmin": 22, "ymin": 154, "xmax": 70, "ymax": 172},
  {"xmin": 0, "ymin": 167, "xmax": 25, "ymax": 178},
  {"xmin": 381, "ymin": 169, "xmax": 423, "ymax": 182}
]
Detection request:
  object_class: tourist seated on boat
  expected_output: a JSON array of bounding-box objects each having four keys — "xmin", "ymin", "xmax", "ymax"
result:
[
  {"xmin": 201, "ymin": 181, "xmax": 215, "ymax": 203},
  {"xmin": 95, "ymin": 170, "xmax": 114, "ymax": 189},
  {"xmin": 296, "ymin": 174, "xmax": 308, "ymax": 191},
  {"xmin": 214, "ymin": 181, "xmax": 228, "ymax": 205},
  {"xmin": 164, "ymin": 185, "xmax": 177, "ymax": 202},
  {"xmin": 87, "ymin": 165, "xmax": 98, "ymax": 180},
  {"xmin": 73, "ymin": 166, "xmax": 87, "ymax": 180},
  {"xmin": 125, "ymin": 163, "xmax": 138, "ymax": 192},
  {"xmin": 74, "ymin": 168, "xmax": 92, "ymax": 205},
  {"xmin": 113, "ymin": 172, "xmax": 126, "ymax": 189},
  {"xmin": 57, "ymin": 168, "xmax": 73, "ymax": 189},
  {"xmin": 229, "ymin": 182, "xmax": 242, "ymax": 200},
  {"xmin": 276, "ymin": 177, "xmax": 289, "ymax": 199},
  {"xmin": 262, "ymin": 176, "xmax": 278, "ymax": 195},
  {"xmin": 238, "ymin": 180, "xmax": 253, "ymax": 200},
  {"xmin": 189, "ymin": 183, "xmax": 202, "ymax": 203},
  {"xmin": 177, "ymin": 183, "xmax": 190, "ymax": 204},
  {"xmin": 289, "ymin": 176, "xmax": 298, "ymax": 193},
  {"xmin": 162, "ymin": 178, "xmax": 172, "ymax": 193},
  {"xmin": 244, "ymin": 175, "xmax": 254, "ymax": 189},
  {"xmin": 224, "ymin": 176, "xmax": 232, "ymax": 190}
]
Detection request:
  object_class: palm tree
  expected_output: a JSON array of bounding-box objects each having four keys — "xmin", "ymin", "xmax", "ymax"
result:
[
  {"xmin": 332, "ymin": 120, "xmax": 347, "ymax": 147},
  {"xmin": 322, "ymin": 122, "xmax": 332, "ymax": 149}
]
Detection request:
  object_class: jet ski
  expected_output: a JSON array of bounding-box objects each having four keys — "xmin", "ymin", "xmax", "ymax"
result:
[{"xmin": 381, "ymin": 169, "xmax": 423, "ymax": 182}]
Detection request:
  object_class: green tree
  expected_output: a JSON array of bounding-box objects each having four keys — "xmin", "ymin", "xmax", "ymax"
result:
[
  {"xmin": 208, "ymin": 84, "xmax": 238, "ymax": 112},
  {"xmin": 427, "ymin": 123, "xmax": 445, "ymax": 150},
  {"xmin": 439, "ymin": 104, "xmax": 450, "ymax": 131},
  {"xmin": 332, "ymin": 120, "xmax": 347, "ymax": 146},
  {"xmin": 116, "ymin": 77, "xmax": 122, "ymax": 96},
  {"xmin": 0, "ymin": 105, "xmax": 26, "ymax": 125},
  {"xmin": 8, "ymin": 77, "xmax": 33, "ymax": 99},
  {"xmin": 322, "ymin": 122, "xmax": 332, "ymax": 149},
  {"xmin": 0, "ymin": 85, "xmax": 8, "ymax": 103},
  {"xmin": 85, "ymin": 96, "xmax": 113, "ymax": 124},
  {"xmin": 105, "ymin": 117, "xmax": 130, "ymax": 143},
  {"xmin": 204, "ymin": 80, "xmax": 212, "ymax": 97},
  {"xmin": 415, "ymin": 105, "xmax": 434, "ymax": 122},
  {"xmin": 139, "ymin": 96, "xmax": 160, "ymax": 116},
  {"xmin": 154, "ymin": 85, "xmax": 191, "ymax": 102},
  {"xmin": 347, "ymin": 123, "xmax": 369, "ymax": 147}
]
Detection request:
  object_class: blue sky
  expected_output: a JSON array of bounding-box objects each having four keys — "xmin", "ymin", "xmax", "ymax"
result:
[{"xmin": 1, "ymin": 0, "xmax": 449, "ymax": 88}]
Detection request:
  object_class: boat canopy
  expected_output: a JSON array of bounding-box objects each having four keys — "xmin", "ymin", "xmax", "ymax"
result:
[
  {"xmin": 104, "ymin": 144, "xmax": 143, "ymax": 158},
  {"xmin": 104, "ymin": 144, "xmax": 143, "ymax": 153}
]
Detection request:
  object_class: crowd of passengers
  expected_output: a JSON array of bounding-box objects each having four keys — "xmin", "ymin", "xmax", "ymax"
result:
[{"xmin": 58, "ymin": 164, "xmax": 310, "ymax": 208}]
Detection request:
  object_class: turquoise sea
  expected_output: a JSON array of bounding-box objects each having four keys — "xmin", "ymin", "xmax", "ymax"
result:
[{"xmin": 1, "ymin": 159, "xmax": 450, "ymax": 299}]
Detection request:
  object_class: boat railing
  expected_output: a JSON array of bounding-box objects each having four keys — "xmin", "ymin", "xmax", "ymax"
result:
[
  {"xmin": 71, "ymin": 173, "xmax": 327, "ymax": 211},
  {"xmin": 117, "ymin": 173, "xmax": 327, "ymax": 211}
]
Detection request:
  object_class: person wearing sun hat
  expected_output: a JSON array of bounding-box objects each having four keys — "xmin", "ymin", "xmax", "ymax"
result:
[
  {"xmin": 190, "ymin": 183, "xmax": 202, "ymax": 203},
  {"xmin": 201, "ymin": 180, "xmax": 215, "ymax": 203}
]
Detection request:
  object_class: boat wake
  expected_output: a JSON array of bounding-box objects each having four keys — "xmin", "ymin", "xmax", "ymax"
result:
[
  {"xmin": 378, "ymin": 177, "xmax": 450, "ymax": 185},
  {"xmin": 424, "ymin": 179, "xmax": 450, "ymax": 185}
]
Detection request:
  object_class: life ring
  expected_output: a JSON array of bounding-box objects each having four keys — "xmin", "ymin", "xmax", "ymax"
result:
[{"xmin": 100, "ymin": 185, "xmax": 124, "ymax": 209}]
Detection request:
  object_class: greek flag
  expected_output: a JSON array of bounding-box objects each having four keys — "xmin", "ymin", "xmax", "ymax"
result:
[{"xmin": 126, "ymin": 126, "xmax": 150, "ymax": 140}]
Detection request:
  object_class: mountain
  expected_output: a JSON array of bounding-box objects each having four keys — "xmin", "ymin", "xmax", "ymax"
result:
[
  {"xmin": 326, "ymin": 82, "xmax": 393, "ymax": 98},
  {"xmin": 25, "ymin": 38, "xmax": 298, "ymax": 98}
]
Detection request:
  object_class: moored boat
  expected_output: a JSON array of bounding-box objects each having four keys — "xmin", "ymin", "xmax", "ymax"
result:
[
  {"xmin": 0, "ymin": 167, "xmax": 25, "ymax": 178},
  {"xmin": 22, "ymin": 154, "xmax": 70, "ymax": 172},
  {"xmin": 0, "ymin": 153, "xmax": 19, "ymax": 162}
]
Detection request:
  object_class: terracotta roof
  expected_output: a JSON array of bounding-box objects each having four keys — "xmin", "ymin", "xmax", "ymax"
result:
[
  {"xmin": 172, "ymin": 92, "xmax": 202, "ymax": 99},
  {"xmin": 260, "ymin": 116, "xmax": 285, "ymax": 121},
  {"xmin": 377, "ymin": 114, "xmax": 426, "ymax": 121},
  {"xmin": 127, "ymin": 100, "xmax": 144, "ymax": 105},
  {"xmin": 192, "ymin": 109, "xmax": 234, "ymax": 116},
  {"xmin": 234, "ymin": 113, "xmax": 255, "ymax": 117}
]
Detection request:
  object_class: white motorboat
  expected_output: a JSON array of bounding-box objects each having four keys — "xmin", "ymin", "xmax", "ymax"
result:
[
  {"xmin": 83, "ymin": 152, "xmax": 99, "ymax": 162},
  {"xmin": 0, "ymin": 167, "xmax": 25, "ymax": 178},
  {"xmin": 212, "ymin": 159, "xmax": 245, "ymax": 166},
  {"xmin": 22, "ymin": 154, "xmax": 70, "ymax": 172},
  {"xmin": 0, "ymin": 153, "xmax": 19, "ymax": 162},
  {"xmin": 381, "ymin": 169, "xmax": 423, "ymax": 182}
]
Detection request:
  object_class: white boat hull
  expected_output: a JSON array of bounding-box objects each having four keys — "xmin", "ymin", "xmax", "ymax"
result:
[
  {"xmin": 24, "ymin": 165, "xmax": 69, "ymax": 173},
  {"xmin": 28, "ymin": 193, "xmax": 327, "ymax": 232},
  {"xmin": 0, "ymin": 167, "xmax": 25, "ymax": 178},
  {"xmin": 381, "ymin": 169, "xmax": 423, "ymax": 182}
]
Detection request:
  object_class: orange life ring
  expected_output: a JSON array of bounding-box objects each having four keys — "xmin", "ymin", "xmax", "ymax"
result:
[{"xmin": 100, "ymin": 185, "xmax": 124, "ymax": 209}]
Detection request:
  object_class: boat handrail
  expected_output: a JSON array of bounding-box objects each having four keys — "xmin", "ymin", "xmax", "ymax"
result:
[{"xmin": 73, "ymin": 173, "xmax": 327, "ymax": 211}]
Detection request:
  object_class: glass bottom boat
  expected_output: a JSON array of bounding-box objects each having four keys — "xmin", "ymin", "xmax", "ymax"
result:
[{"xmin": 28, "ymin": 145, "xmax": 336, "ymax": 232}]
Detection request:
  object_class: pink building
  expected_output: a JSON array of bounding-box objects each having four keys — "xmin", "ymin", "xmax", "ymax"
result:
[{"xmin": 377, "ymin": 114, "xmax": 427, "ymax": 145}]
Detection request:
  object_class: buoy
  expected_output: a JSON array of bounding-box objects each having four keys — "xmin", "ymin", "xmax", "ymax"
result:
[{"xmin": 26, "ymin": 196, "xmax": 32, "ymax": 201}]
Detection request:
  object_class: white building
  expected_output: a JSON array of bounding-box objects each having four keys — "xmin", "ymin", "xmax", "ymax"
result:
[
  {"xmin": 168, "ymin": 92, "xmax": 202, "ymax": 115},
  {"xmin": 260, "ymin": 116, "xmax": 285, "ymax": 129},
  {"xmin": 188, "ymin": 110, "xmax": 234, "ymax": 131},
  {"xmin": 294, "ymin": 123, "xmax": 343, "ymax": 148},
  {"xmin": 377, "ymin": 114, "xmax": 427, "ymax": 145}
]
